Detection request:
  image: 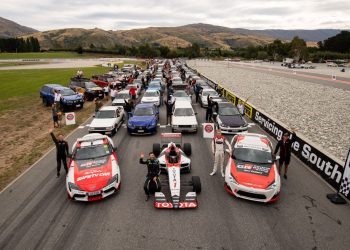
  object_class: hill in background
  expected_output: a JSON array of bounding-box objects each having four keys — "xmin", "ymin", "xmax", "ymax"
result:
[
  {"xmin": 0, "ymin": 17, "xmax": 346, "ymax": 50},
  {"xmin": 0, "ymin": 17, "xmax": 37, "ymax": 38}
]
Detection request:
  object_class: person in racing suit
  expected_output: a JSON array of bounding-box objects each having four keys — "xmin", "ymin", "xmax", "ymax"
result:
[
  {"xmin": 140, "ymin": 152, "xmax": 161, "ymax": 201},
  {"xmin": 274, "ymin": 129, "xmax": 296, "ymax": 180},
  {"xmin": 210, "ymin": 129, "xmax": 230, "ymax": 177},
  {"xmin": 49, "ymin": 128, "xmax": 69, "ymax": 178}
]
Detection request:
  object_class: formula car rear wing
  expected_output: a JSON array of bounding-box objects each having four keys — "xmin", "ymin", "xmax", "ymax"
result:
[{"xmin": 161, "ymin": 133, "xmax": 182, "ymax": 147}]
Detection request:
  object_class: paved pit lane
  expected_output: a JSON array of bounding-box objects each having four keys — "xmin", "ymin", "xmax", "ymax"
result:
[{"xmin": 0, "ymin": 87, "xmax": 349, "ymax": 250}]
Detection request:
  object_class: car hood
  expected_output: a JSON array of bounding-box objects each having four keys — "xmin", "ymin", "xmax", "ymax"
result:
[
  {"xmin": 62, "ymin": 94, "xmax": 83, "ymax": 101},
  {"xmin": 73, "ymin": 156, "xmax": 112, "ymax": 192},
  {"xmin": 219, "ymin": 115, "xmax": 246, "ymax": 127},
  {"xmin": 174, "ymin": 97, "xmax": 191, "ymax": 102},
  {"xmin": 90, "ymin": 118, "xmax": 116, "ymax": 128},
  {"xmin": 129, "ymin": 115, "xmax": 156, "ymax": 126},
  {"xmin": 230, "ymin": 160, "xmax": 275, "ymax": 189},
  {"xmin": 172, "ymin": 116, "xmax": 197, "ymax": 125}
]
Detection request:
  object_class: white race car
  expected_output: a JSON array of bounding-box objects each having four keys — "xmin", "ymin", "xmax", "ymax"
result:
[
  {"xmin": 152, "ymin": 133, "xmax": 201, "ymax": 209},
  {"xmin": 66, "ymin": 133, "xmax": 121, "ymax": 201}
]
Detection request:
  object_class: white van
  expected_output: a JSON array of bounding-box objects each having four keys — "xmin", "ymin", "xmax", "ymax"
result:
[{"xmin": 172, "ymin": 101, "xmax": 198, "ymax": 133}]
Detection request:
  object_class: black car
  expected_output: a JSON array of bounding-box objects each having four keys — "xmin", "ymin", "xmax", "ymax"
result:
[
  {"xmin": 214, "ymin": 102, "xmax": 248, "ymax": 134},
  {"xmin": 69, "ymin": 78, "xmax": 104, "ymax": 101}
]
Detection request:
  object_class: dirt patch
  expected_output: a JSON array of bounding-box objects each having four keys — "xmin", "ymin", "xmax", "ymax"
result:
[{"xmin": 0, "ymin": 98, "xmax": 107, "ymax": 190}]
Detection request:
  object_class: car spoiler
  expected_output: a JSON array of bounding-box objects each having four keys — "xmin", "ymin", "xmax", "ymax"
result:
[{"xmin": 154, "ymin": 192, "xmax": 198, "ymax": 209}]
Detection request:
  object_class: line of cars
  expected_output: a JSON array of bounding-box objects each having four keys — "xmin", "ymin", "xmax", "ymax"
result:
[{"xmin": 61, "ymin": 60, "xmax": 281, "ymax": 205}]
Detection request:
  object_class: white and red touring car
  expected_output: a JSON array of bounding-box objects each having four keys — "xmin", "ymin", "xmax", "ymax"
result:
[{"xmin": 66, "ymin": 133, "xmax": 121, "ymax": 201}]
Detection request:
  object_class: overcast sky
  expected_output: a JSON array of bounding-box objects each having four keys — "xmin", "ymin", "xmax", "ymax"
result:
[{"xmin": 1, "ymin": 0, "xmax": 349, "ymax": 31}]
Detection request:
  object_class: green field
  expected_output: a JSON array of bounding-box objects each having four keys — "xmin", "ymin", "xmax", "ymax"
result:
[
  {"xmin": 0, "ymin": 52, "xmax": 124, "ymax": 59},
  {"xmin": 0, "ymin": 67, "xmax": 108, "ymax": 112}
]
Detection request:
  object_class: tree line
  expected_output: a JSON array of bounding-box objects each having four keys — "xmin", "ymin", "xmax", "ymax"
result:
[{"xmin": 0, "ymin": 37, "xmax": 40, "ymax": 52}]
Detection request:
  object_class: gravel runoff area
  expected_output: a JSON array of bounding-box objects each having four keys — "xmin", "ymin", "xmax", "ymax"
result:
[{"xmin": 188, "ymin": 60, "xmax": 350, "ymax": 161}]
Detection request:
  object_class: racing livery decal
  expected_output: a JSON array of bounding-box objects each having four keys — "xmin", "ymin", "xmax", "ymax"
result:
[{"xmin": 236, "ymin": 163, "xmax": 272, "ymax": 176}]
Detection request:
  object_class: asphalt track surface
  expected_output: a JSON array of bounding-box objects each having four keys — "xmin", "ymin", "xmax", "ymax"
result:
[
  {"xmin": 205, "ymin": 61, "xmax": 350, "ymax": 91},
  {"xmin": 1, "ymin": 87, "xmax": 350, "ymax": 249}
]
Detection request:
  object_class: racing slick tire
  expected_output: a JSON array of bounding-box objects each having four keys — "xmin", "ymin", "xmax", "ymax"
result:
[
  {"xmin": 192, "ymin": 176, "xmax": 201, "ymax": 193},
  {"xmin": 183, "ymin": 143, "xmax": 192, "ymax": 156},
  {"xmin": 153, "ymin": 143, "xmax": 161, "ymax": 157}
]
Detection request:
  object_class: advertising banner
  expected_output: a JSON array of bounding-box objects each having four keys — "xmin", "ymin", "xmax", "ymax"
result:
[{"xmin": 339, "ymin": 149, "xmax": 350, "ymax": 199}]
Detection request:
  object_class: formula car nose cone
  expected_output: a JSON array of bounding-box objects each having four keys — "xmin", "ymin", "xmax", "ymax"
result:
[{"xmin": 172, "ymin": 195, "xmax": 180, "ymax": 209}]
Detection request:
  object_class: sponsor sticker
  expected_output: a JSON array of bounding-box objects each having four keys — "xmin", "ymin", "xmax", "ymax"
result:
[
  {"xmin": 203, "ymin": 123, "xmax": 215, "ymax": 138},
  {"xmin": 236, "ymin": 163, "xmax": 272, "ymax": 176}
]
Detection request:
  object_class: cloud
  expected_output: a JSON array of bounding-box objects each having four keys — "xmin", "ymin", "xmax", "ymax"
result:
[{"xmin": 0, "ymin": 0, "xmax": 349, "ymax": 30}]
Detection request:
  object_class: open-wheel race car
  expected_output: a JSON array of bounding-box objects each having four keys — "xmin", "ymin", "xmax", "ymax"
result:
[{"xmin": 152, "ymin": 133, "xmax": 201, "ymax": 209}]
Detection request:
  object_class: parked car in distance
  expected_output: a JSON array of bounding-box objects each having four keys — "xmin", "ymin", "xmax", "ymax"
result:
[
  {"xmin": 40, "ymin": 84, "xmax": 84, "ymax": 110},
  {"xmin": 89, "ymin": 106, "xmax": 124, "ymax": 136},
  {"xmin": 112, "ymin": 90, "xmax": 131, "ymax": 106},
  {"xmin": 172, "ymin": 101, "xmax": 198, "ymax": 133},
  {"xmin": 69, "ymin": 79, "xmax": 104, "ymax": 101}
]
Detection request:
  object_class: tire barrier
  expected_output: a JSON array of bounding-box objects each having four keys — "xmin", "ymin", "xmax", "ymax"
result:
[{"xmin": 188, "ymin": 65, "xmax": 348, "ymax": 200}]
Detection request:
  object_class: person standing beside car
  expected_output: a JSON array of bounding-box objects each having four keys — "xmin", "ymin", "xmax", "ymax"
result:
[
  {"xmin": 210, "ymin": 129, "xmax": 230, "ymax": 177},
  {"xmin": 237, "ymin": 101, "xmax": 244, "ymax": 116},
  {"xmin": 49, "ymin": 128, "xmax": 69, "ymax": 178},
  {"xmin": 54, "ymin": 90, "xmax": 62, "ymax": 109},
  {"xmin": 206, "ymin": 95, "xmax": 213, "ymax": 122},
  {"xmin": 51, "ymin": 103, "xmax": 60, "ymax": 128},
  {"xmin": 129, "ymin": 86, "xmax": 137, "ymax": 100},
  {"xmin": 166, "ymin": 95, "xmax": 175, "ymax": 125},
  {"xmin": 274, "ymin": 129, "xmax": 297, "ymax": 179},
  {"xmin": 139, "ymin": 152, "xmax": 161, "ymax": 201}
]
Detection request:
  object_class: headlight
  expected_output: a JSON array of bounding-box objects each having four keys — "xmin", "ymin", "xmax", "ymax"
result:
[
  {"xmin": 147, "ymin": 121, "xmax": 157, "ymax": 128},
  {"xmin": 267, "ymin": 180, "xmax": 277, "ymax": 190},
  {"xmin": 128, "ymin": 122, "xmax": 135, "ymax": 128},
  {"xmin": 191, "ymin": 124, "xmax": 197, "ymax": 128},
  {"xmin": 106, "ymin": 126, "xmax": 114, "ymax": 130},
  {"xmin": 68, "ymin": 182, "xmax": 81, "ymax": 191},
  {"xmin": 107, "ymin": 174, "xmax": 118, "ymax": 185},
  {"xmin": 229, "ymin": 174, "xmax": 238, "ymax": 184}
]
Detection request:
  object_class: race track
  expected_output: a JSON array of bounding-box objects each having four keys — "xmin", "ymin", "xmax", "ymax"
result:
[{"xmin": 1, "ymin": 86, "xmax": 349, "ymax": 249}]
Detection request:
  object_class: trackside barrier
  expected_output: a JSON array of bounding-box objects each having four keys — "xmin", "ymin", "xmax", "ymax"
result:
[{"xmin": 188, "ymin": 64, "xmax": 348, "ymax": 200}]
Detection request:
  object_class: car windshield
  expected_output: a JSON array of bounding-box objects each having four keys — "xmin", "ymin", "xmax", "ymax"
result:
[
  {"xmin": 74, "ymin": 144, "xmax": 111, "ymax": 161},
  {"xmin": 174, "ymin": 108, "xmax": 194, "ymax": 116},
  {"xmin": 174, "ymin": 91, "xmax": 187, "ymax": 97},
  {"xmin": 144, "ymin": 91, "xmax": 159, "ymax": 97},
  {"xmin": 134, "ymin": 107, "xmax": 154, "ymax": 116},
  {"xmin": 233, "ymin": 148, "xmax": 272, "ymax": 164},
  {"xmin": 95, "ymin": 110, "xmax": 115, "ymax": 118},
  {"xmin": 60, "ymin": 89, "xmax": 76, "ymax": 96},
  {"xmin": 219, "ymin": 104, "xmax": 240, "ymax": 115},
  {"xmin": 85, "ymin": 82, "xmax": 99, "ymax": 88},
  {"xmin": 116, "ymin": 93, "xmax": 129, "ymax": 99},
  {"xmin": 202, "ymin": 90, "xmax": 218, "ymax": 96}
]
